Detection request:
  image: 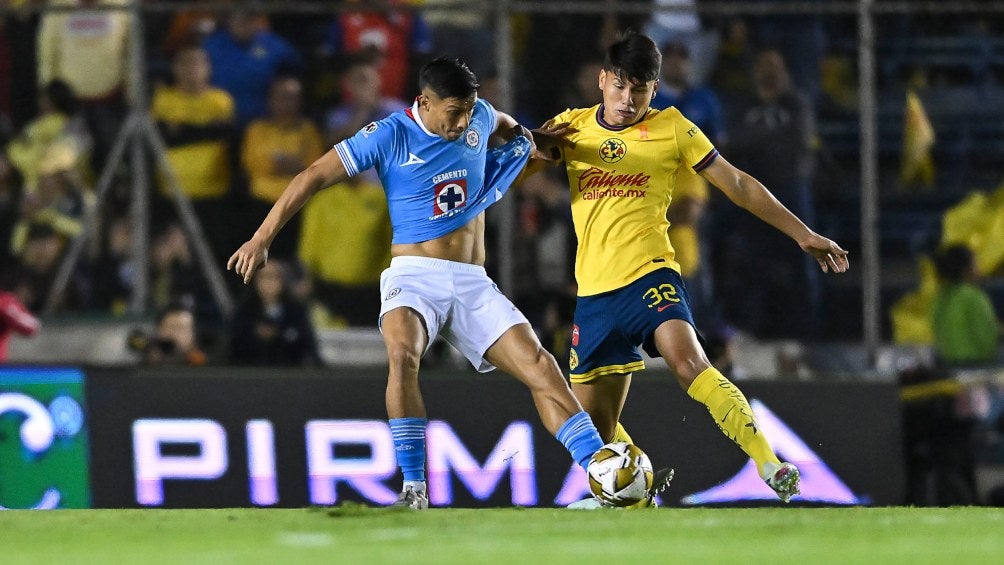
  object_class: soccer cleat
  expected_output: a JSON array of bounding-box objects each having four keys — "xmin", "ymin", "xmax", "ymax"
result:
[
  {"xmin": 631, "ymin": 467, "xmax": 675, "ymax": 509},
  {"xmin": 571, "ymin": 467, "xmax": 675, "ymax": 510},
  {"xmin": 391, "ymin": 486, "xmax": 429, "ymax": 510},
  {"xmin": 764, "ymin": 462, "xmax": 800, "ymax": 503},
  {"xmin": 650, "ymin": 467, "xmax": 675, "ymax": 496}
]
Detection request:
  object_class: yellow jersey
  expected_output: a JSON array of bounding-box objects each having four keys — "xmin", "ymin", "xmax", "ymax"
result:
[
  {"xmin": 241, "ymin": 118, "xmax": 326, "ymax": 203},
  {"xmin": 151, "ymin": 86, "xmax": 234, "ymax": 199},
  {"xmin": 552, "ymin": 104, "xmax": 717, "ymax": 296}
]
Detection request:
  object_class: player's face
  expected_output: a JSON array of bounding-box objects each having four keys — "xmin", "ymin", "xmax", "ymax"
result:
[
  {"xmin": 419, "ymin": 90, "xmax": 477, "ymax": 141},
  {"xmin": 599, "ymin": 69, "xmax": 657, "ymax": 126}
]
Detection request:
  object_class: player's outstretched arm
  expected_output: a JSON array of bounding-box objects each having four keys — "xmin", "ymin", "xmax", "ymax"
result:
[
  {"xmin": 227, "ymin": 149, "xmax": 350, "ymax": 284},
  {"xmin": 529, "ymin": 119, "xmax": 577, "ymax": 161},
  {"xmin": 700, "ymin": 155, "xmax": 850, "ymax": 273}
]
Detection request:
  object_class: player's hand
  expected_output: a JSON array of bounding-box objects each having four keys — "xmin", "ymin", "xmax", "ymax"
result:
[
  {"xmin": 227, "ymin": 238, "xmax": 269, "ymax": 284},
  {"xmin": 799, "ymin": 234, "xmax": 850, "ymax": 273},
  {"xmin": 530, "ymin": 119, "xmax": 577, "ymax": 161}
]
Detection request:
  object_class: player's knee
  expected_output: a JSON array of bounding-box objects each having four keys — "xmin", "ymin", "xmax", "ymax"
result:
[
  {"xmin": 385, "ymin": 342, "xmax": 422, "ymax": 376},
  {"xmin": 668, "ymin": 356, "xmax": 710, "ymax": 388},
  {"xmin": 525, "ymin": 347, "xmax": 567, "ymax": 390}
]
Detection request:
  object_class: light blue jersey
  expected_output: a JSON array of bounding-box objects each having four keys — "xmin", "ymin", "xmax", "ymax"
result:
[{"xmin": 334, "ymin": 98, "xmax": 531, "ymax": 244}]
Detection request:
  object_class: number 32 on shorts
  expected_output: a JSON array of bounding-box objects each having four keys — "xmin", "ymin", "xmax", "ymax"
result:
[{"xmin": 643, "ymin": 283, "xmax": 681, "ymax": 309}]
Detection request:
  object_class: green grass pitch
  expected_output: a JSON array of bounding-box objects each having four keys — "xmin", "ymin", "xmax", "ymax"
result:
[{"xmin": 1, "ymin": 506, "xmax": 1002, "ymax": 564}]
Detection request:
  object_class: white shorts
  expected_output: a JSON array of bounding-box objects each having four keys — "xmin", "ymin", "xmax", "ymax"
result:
[{"xmin": 378, "ymin": 256, "xmax": 528, "ymax": 372}]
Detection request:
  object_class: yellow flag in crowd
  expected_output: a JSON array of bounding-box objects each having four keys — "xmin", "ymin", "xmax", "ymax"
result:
[{"xmin": 899, "ymin": 90, "xmax": 936, "ymax": 188}]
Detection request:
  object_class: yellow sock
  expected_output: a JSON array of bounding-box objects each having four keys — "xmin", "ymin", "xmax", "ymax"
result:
[
  {"xmin": 611, "ymin": 421, "xmax": 633, "ymax": 444},
  {"xmin": 687, "ymin": 367, "xmax": 780, "ymax": 478}
]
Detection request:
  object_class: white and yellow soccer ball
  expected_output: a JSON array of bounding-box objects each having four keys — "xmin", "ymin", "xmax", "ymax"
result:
[{"xmin": 586, "ymin": 442, "xmax": 654, "ymax": 507}]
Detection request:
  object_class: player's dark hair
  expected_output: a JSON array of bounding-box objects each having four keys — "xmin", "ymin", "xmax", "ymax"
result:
[
  {"xmin": 418, "ymin": 57, "xmax": 479, "ymax": 99},
  {"xmin": 604, "ymin": 31, "xmax": 662, "ymax": 83},
  {"xmin": 933, "ymin": 244, "xmax": 975, "ymax": 284}
]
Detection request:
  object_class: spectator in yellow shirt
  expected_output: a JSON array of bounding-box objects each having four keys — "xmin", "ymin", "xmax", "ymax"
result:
[
  {"xmin": 6, "ymin": 79, "xmax": 92, "ymax": 195},
  {"xmin": 241, "ymin": 75, "xmax": 325, "ymax": 260},
  {"xmin": 37, "ymin": 0, "xmax": 132, "ymax": 169},
  {"xmin": 298, "ymin": 175, "xmax": 391, "ymax": 327},
  {"xmin": 150, "ymin": 44, "xmax": 234, "ymax": 261}
]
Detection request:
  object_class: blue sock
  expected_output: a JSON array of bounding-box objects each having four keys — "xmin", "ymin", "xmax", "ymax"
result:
[
  {"xmin": 389, "ymin": 417, "xmax": 428, "ymax": 482},
  {"xmin": 555, "ymin": 411, "xmax": 605, "ymax": 470}
]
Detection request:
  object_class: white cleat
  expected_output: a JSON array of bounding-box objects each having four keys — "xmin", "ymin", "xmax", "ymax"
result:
[{"xmin": 764, "ymin": 462, "xmax": 800, "ymax": 503}]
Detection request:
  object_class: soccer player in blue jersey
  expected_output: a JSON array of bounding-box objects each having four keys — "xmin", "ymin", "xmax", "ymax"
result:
[
  {"xmin": 228, "ymin": 58, "xmax": 606, "ymax": 510},
  {"xmin": 534, "ymin": 33, "xmax": 850, "ymax": 505}
]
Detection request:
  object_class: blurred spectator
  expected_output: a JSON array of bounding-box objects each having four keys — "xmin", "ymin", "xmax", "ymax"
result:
[
  {"xmin": 298, "ymin": 176, "xmax": 391, "ymax": 327},
  {"xmin": 151, "ymin": 44, "xmax": 234, "ymax": 258},
  {"xmin": 11, "ymin": 165, "xmax": 88, "ymax": 256},
  {"xmin": 716, "ymin": 49, "xmax": 820, "ymax": 339},
  {"xmin": 703, "ymin": 323, "xmax": 747, "ymax": 380},
  {"xmin": 0, "ymin": 275, "xmax": 40, "ymax": 362},
  {"xmin": 90, "ymin": 214, "xmax": 135, "ymax": 315},
  {"xmin": 652, "ymin": 41, "xmax": 725, "ymax": 143},
  {"xmin": 203, "ymin": 7, "xmax": 302, "ymax": 126},
  {"xmin": 519, "ymin": 0, "xmax": 642, "ymax": 126},
  {"xmin": 13, "ymin": 222, "xmax": 87, "ymax": 312},
  {"xmin": 158, "ymin": 2, "xmax": 217, "ymax": 60},
  {"xmin": 557, "ymin": 59, "xmax": 604, "ymax": 112},
  {"xmin": 149, "ymin": 222, "xmax": 200, "ymax": 314},
  {"xmin": 511, "ymin": 168, "xmax": 577, "ymax": 367},
  {"xmin": 229, "ymin": 260, "xmax": 318, "ymax": 366},
  {"xmin": 37, "ymin": 0, "xmax": 132, "ymax": 170},
  {"xmin": 419, "ymin": 0, "xmax": 494, "ymax": 77},
  {"xmin": 139, "ymin": 302, "xmax": 207, "ymax": 366},
  {"xmin": 931, "ymin": 244, "xmax": 1001, "ymax": 366},
  {"xmin": 318, "ymin": 0, "xmax": 431, "ymax": 102},
  {"xmin": 0, "ymin": 1, "xmax": 42, "ymax": 130},
  {"xmin": 652, "ymin": 40, "xmax": 724, "ymax": 324},
  {"xmin": 746, "ymin": 0, "xmax": 827, "ymax": 107},
  {"xmin": 643, "ymin": 0, "xmax": 718, "ymax": 85},
  {"xmin": 708, "ymin": 17, "xmax": 755, "ymax": 113},
  {"xmin": 241, "ymin": 75, "xmax": 325, "ymax": 260},
  {"xmin": 0, "ymin": 156, "xmax": 19, "ymax": 270},
  {"xmin": 6, "ymin": 79, "xmax": 92, "ymax": 195},
  {"xmin": 323, "ymin": 54, "xmax": 406, "ymax": 146}
]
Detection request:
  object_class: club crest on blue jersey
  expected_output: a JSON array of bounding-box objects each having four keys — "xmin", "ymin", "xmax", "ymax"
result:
[
  {"xmin": 432, "ymin": 179, "xmax": 468, "ymax": 219},
  {"xmin": 362, "ymin": 122, "xmax": 379, "ymax": 137},
  {"xmin": 465, "ymin": 129, "xmax": 480, "ymax": 148}
]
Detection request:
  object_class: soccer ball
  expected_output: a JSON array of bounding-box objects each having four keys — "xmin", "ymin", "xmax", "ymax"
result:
[{"xmin": 586, "ymin": 442, "xmax": 654, "ymax": 507}]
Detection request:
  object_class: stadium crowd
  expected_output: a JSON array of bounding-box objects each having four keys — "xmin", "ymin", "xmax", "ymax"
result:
[{"xmin": 0, "ymin": 0, "xmax": 1002, "ymax": 370}]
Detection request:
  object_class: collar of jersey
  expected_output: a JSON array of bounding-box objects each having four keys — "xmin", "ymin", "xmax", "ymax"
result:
[
  {"xmin": 595, "ymin": 104, "xmax": 650, "ymax": 131},
  {"xmin": 407, "ymin": 99, "xmax": 439, "ymax": 138}
]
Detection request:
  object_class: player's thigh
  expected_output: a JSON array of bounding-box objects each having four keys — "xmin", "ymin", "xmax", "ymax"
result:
[
  {"xmin": 571, "ymin": 373, "xmax": 632, "ymax": 440},
  {"xmin": 380, "ymin": 306, "xmax": 429, "ymax": 371},
  {"xmin": 652, "ymin": 318, "xmax": 711, "ymax": 387},
  {"xmin": 484, "ymin": 323, "xmax": 565, "ymax": 389}
]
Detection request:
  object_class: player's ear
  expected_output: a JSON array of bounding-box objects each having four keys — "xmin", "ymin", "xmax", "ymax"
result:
[{"xmin": 652, "ymin": 80, "xmax": 659, "ymax": 99}]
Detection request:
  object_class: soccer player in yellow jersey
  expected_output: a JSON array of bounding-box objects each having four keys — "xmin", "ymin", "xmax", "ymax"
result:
[{"xmin": 539, "ymin": 32, "xmax": 849, "ymax": 504}]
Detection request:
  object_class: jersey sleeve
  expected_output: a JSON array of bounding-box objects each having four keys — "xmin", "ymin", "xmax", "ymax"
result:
[
  {"xmin": 334, "ymin": 118, "xmax": 396, "ymax": 177},
  {"xmin": 477, "ymin": 97, "xmax": 498, "ymax": 135},
  {"xmin": 674, "ymin": 110, "xmax": 718, "ymax": 173}
]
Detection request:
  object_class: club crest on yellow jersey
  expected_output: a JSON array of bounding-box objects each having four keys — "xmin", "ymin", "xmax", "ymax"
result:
[{"xmin": 599, "ymin": 138, "xmax": 627, "ymax": 163}]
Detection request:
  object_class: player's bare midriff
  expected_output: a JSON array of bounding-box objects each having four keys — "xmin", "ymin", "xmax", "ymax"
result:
[{"xmin": 390, "ymin": 212, "xmax": 487, "ymax": 266}]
